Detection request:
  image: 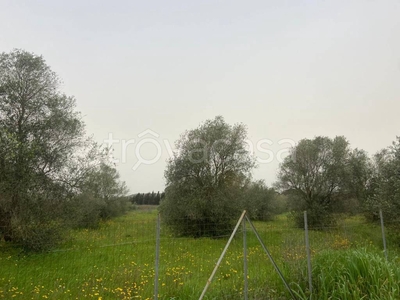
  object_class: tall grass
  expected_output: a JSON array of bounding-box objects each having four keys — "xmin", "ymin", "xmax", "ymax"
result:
[{"xmin": 294, "ymin": 248, "xmax": 400, "ymax": 300}]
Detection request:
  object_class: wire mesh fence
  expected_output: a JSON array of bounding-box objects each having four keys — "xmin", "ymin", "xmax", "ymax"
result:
[{"xmin": 0, "ymin": 207, "xmax": 398, "ymax": 299}]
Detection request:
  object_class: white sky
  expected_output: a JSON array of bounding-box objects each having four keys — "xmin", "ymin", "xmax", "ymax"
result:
[{"xmin": 1, "ymin": 0, "xmax": 399, "ymax": 193}]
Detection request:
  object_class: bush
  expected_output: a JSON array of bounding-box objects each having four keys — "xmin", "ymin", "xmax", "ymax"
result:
[
  {"xmin": 64, "ymin": 194, "xmax": 104, "ymax": 229},
  {"xmin": 10, "ymin": 217, "xmax": 65, "ymax": 252},
  {"xmin": 241, "ymin": 181, "xmax": 278, "ymax": 221},
  {"xmin": 100, "ymin": 197, "xmax": 131, "ymax": 220},
  {"xmin": 5, "ymin": 197, "xmax": 67, "ymax": 251},
  {"xmin": 159, "ymin": 185, "xmax": 242, "ymax": 237},
  {"xmin": 65, "ymin": 194, "xmax": 132, "ymax": 229},
  {"xmin": 272, "ymin": 194, "xmax": 289, "ymax": 215},
  {"xmin": 291, "ymin": 209, "xmax": 337, "ymax": 230},
  {"xmin": 287, "ymin": 194, "xmax": 336, "ymax": 229}
]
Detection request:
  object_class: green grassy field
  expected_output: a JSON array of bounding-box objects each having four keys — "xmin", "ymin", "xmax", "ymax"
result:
[{"xmin": 1, "ymin": 209, "xmax": 399, "ymax": 299}]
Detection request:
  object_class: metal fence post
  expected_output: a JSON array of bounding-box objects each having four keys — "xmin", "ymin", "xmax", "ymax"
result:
[
  {"xmin": 199, "ymin": 210, "xmax": 247, "ymax": 300},
  {"xmin": 304, "ymin": 211, "xmax": 312, "ymax": 294},
  {"xmin": 379, "ymin": 209, "xmax": 388, "ymax": 260},
  {"xmin": 243, "ymin": 218, "xmax": 248, "ymax": 300},
  {"xmin": 154, "ymin": 213, "xmax": 161, "ymax": 300},
  {"xmin": 245, "ymin": 215, "xmax": 297, "ymax": 300}
]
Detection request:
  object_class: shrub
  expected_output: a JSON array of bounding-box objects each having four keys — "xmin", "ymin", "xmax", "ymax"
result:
[
  {"xmin": 241, "ymin": 180, "xmax": 278, "ymax": 221},
  {"xmin": 287, "ymin": 195, "xmax": 337, "ymax": 229},
  {"xmin": 100, "ymin": 196, "xmax": 131, "ymax": 220},
  {"xmin": 10, "ymin": 217, "xmax": 65, "ymax": 252},
  {"xmin": 159, "ymin": 184, "xmax": 242, "ymax": 237}
]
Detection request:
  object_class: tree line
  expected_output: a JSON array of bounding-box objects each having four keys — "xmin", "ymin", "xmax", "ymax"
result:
[
  {"xmin": 160, "ymin": 116, "xmax": 400, "ymax": 238},
  {"xmin": 130, "ymin": 191, "xmax": 165, "ymax": 205},
  {"xmin": 277, "ymin": 135, "xmax": 400, "ymax": 229},
  {"xmin": 159, "ymin": 116, "xmax": 287, "ymax": 237},
  {"xmin": 2, "ymin": 49, "xmax": 399, "ymax": 250}
]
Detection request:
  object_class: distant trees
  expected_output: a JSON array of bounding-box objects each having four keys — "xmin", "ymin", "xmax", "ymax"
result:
[
  {"xmin": 276, "ymin": 136, "xmax": 371, "ymax": 227},
  {"xmin": 160, "ymin": 116, "xmax": 256, "ymax": 237},
  {"xmin": 70, "ymin": 162, "xmax": 130, "ymax": 228},
  {"xmin": 241, "ymin": 180, "xmax": 280, "ymax": 221},
  {"xmin": 0, "ymin": 49, "xmax": 128, "ymax": 250},
  {"xmin": 130, "ymin": 191, "xmax": 164, "ymax": 205}
]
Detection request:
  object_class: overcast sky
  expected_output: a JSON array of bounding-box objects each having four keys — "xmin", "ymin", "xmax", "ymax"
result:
[{"xmin": 1, "ymin": 0, "xmax": 399, "ymax": 193}]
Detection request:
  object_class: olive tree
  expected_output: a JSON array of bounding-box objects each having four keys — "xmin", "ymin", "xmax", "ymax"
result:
[
  {"xmin": 276, "ymin": 136, "xmax": 370, "ymax": 227},
  {"xmin": 159, "ymin": 116, "xmax": 255, "ymax": 237},
  {"xmin": 84, "ymin": 163, "xmax": 129, "ymax": 219},
  {"xmin": 365, "ymin": 137, "xmax": 400, "ymax": 223},
  {"xmin": 241, "ymin": 180, "xmax": 278, "ymax": 221},
  {"xmin": 0, "ymin": 49, "xmax": 102, "ymax": 250}
]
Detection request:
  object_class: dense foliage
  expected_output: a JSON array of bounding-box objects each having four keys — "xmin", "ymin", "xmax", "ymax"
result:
[
  {"xmin": 364, "ymin": 137, "xmax": 400, "ymax": 238},
  {"xmin": 241, "ymin": 180, "xmax": 281, "ymax": 221},
  {"xmin": 0, "ymin": 50, "xmax": 128, "ymax": 250},
  {"xmin": 160, "ymin": 116, "xmax": 256, "ymax": 237},
  {"xmin": 295, "ymin": 249, "xmax": 400, "ymax": 299},
  {"xmin": 276, "ymin": 136, "xmax": 371, "ymax": 227},
  {"xmin": 130, "ymin": 191, "xmax": 164, "ymax": 205}
]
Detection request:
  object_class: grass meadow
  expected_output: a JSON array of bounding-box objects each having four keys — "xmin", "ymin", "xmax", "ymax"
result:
[{"xmin": 1, "ymin": 207, "xmax": 400, "ymax": 299}]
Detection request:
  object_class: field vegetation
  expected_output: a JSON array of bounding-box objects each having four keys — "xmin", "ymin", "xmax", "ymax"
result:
[{"xmin": 1, "ymin": 208, "xmax": 399, "ymax": 300}]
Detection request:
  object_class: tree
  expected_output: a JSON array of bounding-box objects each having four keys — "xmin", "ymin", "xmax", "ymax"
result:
[
  {"xmin": 69, "ymin": 162, "xmax": 129, "ymax": 228},
  {"xmin": 241, "ymin": 180, "xmax": 278, "ymax": 221},
  {"xmin": 276, "ymin": 136, "xmax": 368, "ymax": 227},
  {"xmin": 129, "ymin": 191, "xmax": 163, "ymax": 205},
  {"xmin": 0, "ymin": 49, "xmax": 98, "ymax": 250},
  {"xmin": 143, "ymin": 193, "xmax": 151, "ymax": 205},
  {"xmin": 159, "ymin": 116, "xmax": 255, "ymax": 237},
  {"xmin": 156, "ymin": 191, "xmax": 161, "ymax": 204},
  {"xmin": 339, "ymin": 148, "xmax": 373, "ymax": 214},
  {"xmin": 365, "ymin": 137, "xmax": 400, "ymax": 225}
]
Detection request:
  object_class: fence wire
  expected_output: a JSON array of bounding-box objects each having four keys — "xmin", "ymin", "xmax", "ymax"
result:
[{"xmin": 0, "ymin": 208, "xmax": 398, "ymax": 299}]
